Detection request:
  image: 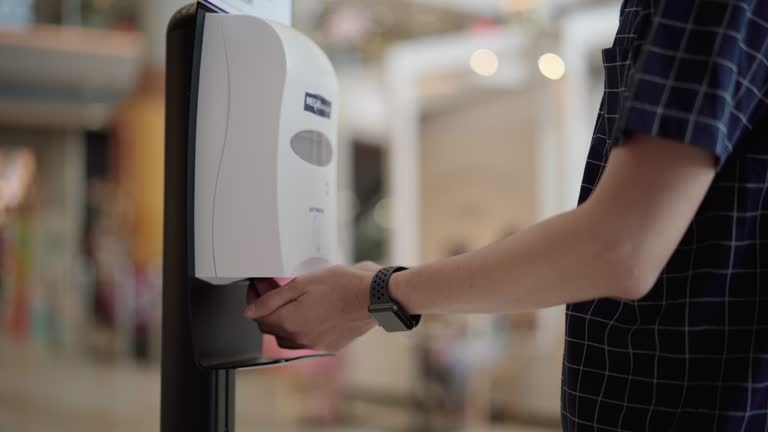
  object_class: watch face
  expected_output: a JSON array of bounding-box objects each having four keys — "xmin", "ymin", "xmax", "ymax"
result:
[
  {"xmin": 369, "ymin": 305, "xmax": 413, "ymax": 332},
  {"xmin": 371, "ymin": 311, "xmax": 412, "ymax": 332}
]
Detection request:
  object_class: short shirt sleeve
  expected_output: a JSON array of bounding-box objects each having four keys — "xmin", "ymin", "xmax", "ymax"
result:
[{"xmin": 615, "ymin": 0, "xmax": 768, "ymax": 169}]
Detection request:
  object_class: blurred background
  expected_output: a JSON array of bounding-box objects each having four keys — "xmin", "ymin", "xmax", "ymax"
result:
[{"xmin": 0, "ymin": 0, "xmax": 621, "ymax": 431}]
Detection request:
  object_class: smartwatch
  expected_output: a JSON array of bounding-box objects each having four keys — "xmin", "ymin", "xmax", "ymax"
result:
[{"xmin": 368, "ymin": 266, "xmax": 421, "ymax": 332}]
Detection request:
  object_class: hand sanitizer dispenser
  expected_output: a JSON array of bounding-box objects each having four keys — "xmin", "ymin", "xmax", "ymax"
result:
[
  {"xmin": 194, "ymin": 14, "xmax": 339, "ymax": 284},
  {"xmin": 163, "ymin": 4, "xmax": 339, "ymax": 431},
  {"xmin": 163, "ymin": 3, "xmax": 337, "ymax": 377}
]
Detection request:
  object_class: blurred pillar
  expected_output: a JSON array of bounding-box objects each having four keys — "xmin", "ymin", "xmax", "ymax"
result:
[
  {"xmin": 109, "ymin": 0, "xmax": 187, "ymax": 361},
  {"xmin": 111, "ymin": 0, "xmax": 186, "ymax": 275}
]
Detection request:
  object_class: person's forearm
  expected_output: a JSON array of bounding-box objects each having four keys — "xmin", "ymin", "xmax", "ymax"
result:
[
  {"xmin": 388, "ymin": 135, "xmax": 717, "ymax": 315},
  {"xmin": 389, "ymin": 202, "xmax": 639, "ymax": 315}
]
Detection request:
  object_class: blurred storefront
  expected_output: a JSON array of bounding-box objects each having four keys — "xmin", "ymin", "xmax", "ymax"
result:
[{"xmin": 0, "ymin": 1, "xmax": 620, "ymax": 431}]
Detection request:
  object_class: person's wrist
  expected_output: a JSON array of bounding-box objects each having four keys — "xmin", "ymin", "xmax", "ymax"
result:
[
  {"xmin": 354, "ymin": 270, "xmax": 377, "ymax": 324},
  {"xmin": 389, "ymin": 270, "xmax": 414, "ymax": 314}
]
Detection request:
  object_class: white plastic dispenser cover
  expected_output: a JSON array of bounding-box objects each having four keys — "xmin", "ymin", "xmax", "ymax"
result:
[{"xmin": 194, "ymin": 14, "xmax": 339, "ymax": 284}]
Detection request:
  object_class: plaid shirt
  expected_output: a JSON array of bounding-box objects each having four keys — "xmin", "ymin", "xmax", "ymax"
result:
[{"xmin": 563, "ymin": 1, "xmax": 768, "ymax": 430}]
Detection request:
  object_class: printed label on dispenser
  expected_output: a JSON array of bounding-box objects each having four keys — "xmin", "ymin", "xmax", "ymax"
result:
[
  {"xmin": 198, "ymin": 0, "xmax": 291, "ymax": 25},
  {"xmin": 304, "ymin": 93, "xmax": 333, "ymax": 119}
]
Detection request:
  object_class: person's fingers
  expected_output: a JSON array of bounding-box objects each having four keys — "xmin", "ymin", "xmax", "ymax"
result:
[
  {"xmin": 257, "ymin": 316, "xmax": 309, "ymax": 350},
  {"xmin": 275, "ymin": 337, "xmax": 308, "ymax": 350},
  {"xmin": 243, "ymin": 281, "xmax": 303, "ymax": 319},
  {"xmin": 246, "ymin": 278, "xmax": 277, "ymax": 305},
  {"xmin": 273, "ymin": 277, "xmax": 295, "ymax": 286},
  {"xmin": 254, "ymin": 278, "xmax": 279, "ymax": 296},
  {"xmin": 255, "ymin": 322, "xmax": 283, "ymax": 337},
  {"xmin": 259, "ymin": 327, "xmax": 303, "ymax": 349},
  {"xmin": 246, "ymin": 283, "xmax": 258, "ymax": 305}
]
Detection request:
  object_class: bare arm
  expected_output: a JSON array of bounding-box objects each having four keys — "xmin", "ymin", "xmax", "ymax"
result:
[
  {"xmin": 392, "ymin": 134, "xmax": 716, "ymax": 314},
  {"xmin": 244, "ymin": 135, "xmax": 717, "ymax": 351}
]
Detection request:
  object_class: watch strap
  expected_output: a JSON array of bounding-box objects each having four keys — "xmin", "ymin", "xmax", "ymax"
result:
[
  {"xmin": 369, "ymin": 266, "xmax": 421, "ymax": 329},
  {"xmin": 370, "ymin": 266, "xmax": 408, "ymax": 306}
]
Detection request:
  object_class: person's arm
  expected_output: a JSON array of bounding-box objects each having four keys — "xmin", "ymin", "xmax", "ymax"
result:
[
  {"xmin": 391, "ymin": 134, "xmax": 715, "ymax": 314},
  {"xmin": 244, "ymin": 134, "xmax": 716, "ymax": 351}
]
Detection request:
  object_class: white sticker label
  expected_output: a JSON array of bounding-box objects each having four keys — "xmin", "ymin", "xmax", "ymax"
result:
[{"xmin": 198, "ymin": 0, "xmax": 291, "ymax": 25}]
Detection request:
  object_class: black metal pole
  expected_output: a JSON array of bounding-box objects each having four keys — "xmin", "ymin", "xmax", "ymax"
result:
[{"xmin": 161, "ymin": 5, "xmax": 234, "ymax": 432}]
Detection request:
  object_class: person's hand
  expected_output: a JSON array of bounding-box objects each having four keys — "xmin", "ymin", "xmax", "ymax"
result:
[{"xmin": 243, "ymin": 262, "xmax": 382, "ymax": 352}]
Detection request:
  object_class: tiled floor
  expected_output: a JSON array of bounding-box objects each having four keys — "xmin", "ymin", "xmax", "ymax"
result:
[{"xmin": 0, "ymin": 339, "xmax": 559, "ymax": 432}]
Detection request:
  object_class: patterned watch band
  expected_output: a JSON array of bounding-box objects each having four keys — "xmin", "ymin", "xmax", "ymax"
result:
[
  {"xmin": 370, "ymin": 266, "xmax": 405, "ymax": 304},
  {"xmin": 369, "ymin": 266, "xmax": 421, "ymax": 326}
]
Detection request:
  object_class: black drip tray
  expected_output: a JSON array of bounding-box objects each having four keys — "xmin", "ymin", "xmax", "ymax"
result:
[
  {"xmin": 199, "ymin": 353, "xmax": 336, "ymax": 370},
  {"xmin": 190, "ymin": 279, "xmax": 336, "ymax": 371}
]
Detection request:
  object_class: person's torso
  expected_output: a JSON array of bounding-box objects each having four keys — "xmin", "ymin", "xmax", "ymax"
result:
[{"xmin": 563, "ymin": 1, "xmax": 768, "ymax": 430}]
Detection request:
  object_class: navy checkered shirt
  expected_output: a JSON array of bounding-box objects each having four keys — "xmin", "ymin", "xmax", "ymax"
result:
[{"xmin": 562, "ymin": 1, "xmax": 768, "ymax": 430}]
